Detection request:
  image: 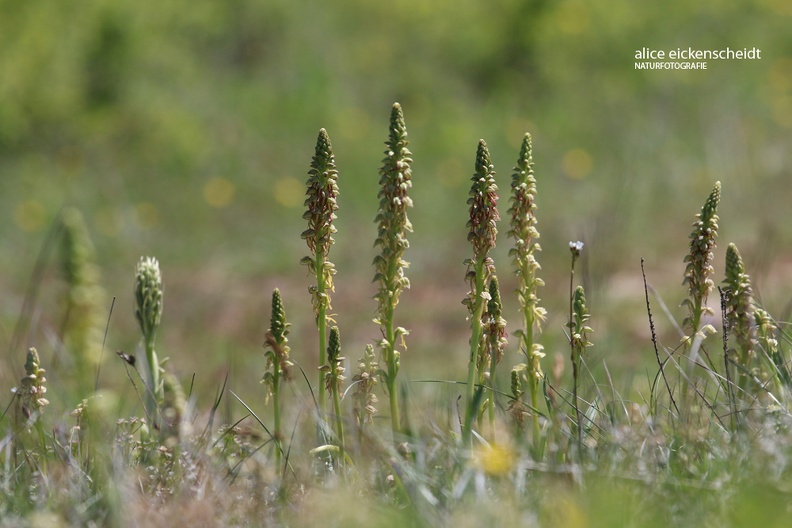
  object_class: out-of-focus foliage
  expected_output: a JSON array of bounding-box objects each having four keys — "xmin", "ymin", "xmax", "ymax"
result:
[{"xmin": 2, "ymin": 0, "xmax": 789, "ymax": 270}]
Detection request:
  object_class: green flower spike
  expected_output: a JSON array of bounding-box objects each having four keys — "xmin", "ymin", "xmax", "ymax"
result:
[
  {"xmin": 135, "ymin": 256, "xmax": 163, "ymax": 419},
  {"xmin": 682, "ymin": 181, "xmax": 720, "ymax": 338},
  {"xmin": 61, "ymin": 208, "xmax": 106, "ymax": 385},
  {"xmin": 723, "ymin": 243, "xmax": 757, "ymax": 390},
  {"xmin": 263, "ymin": 288, "xmax": 293, "ymax": 463},
  {"xmin": 301, "ymin": 128, "xmax": 339, "ymax": 416},
  {"xmin": 507, "ymin": 364, "xmax": 528, "ymax": 429},
  {"xmin": 373, "ymin": 103, "xmax": 413, "ymax": 436},
  {"xmin": 321, "ymin": 326, "xmax": 346, "ymax": 456},
  {"xmin": 462, "ymin": 139, "xmax": 500, "ymax": 446},
  {"xmin": 508, "ymin": 133, "xmax": 547, "ymax": 444},
  {"xmin": 569, "ymin": 285, "xmax": 592, "ymax": 455}
]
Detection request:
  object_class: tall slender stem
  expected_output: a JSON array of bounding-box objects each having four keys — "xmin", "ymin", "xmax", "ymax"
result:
[{"xmin": 463, "ymin": 258, "xmax": 487, "ymax": 446}]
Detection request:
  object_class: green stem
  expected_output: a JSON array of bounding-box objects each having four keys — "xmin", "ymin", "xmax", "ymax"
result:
[
  {"xmin": 463, "ymin": 258, "xmax": 487, "ymax": 446},
  {"xmin": 273, "ymin": 362, "xmax": 282, "ymax": 468},
  {"xmin": 488, "ymin": 351, "xmax": 496, "ymax": 442},
  {"xmin": 332, "ymin": 381, "xmax": 345, "ymax": 462},
  {"xmin": 523, "ymin": 302, "xmax": 542, "ymax": 450},
  {"xmin": 315, "ymin": 247, "xmax": 328, "ymax": 417},
  {"xmin": 145, "ymin": 336, "xmax": 159, "ymax": 426},
  {"xmin": 569, "ymin": 261, "xmax": 582, "ymax": 459},
  {"xmin": 384, "ymin": 312, "xmax": 401, "ymax": 436}
]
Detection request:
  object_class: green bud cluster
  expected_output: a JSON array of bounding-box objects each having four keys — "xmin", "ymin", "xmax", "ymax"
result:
[
  {"xmin": 135, "ymin": 256, "xmax": 163, "ymax": 345},
  {"xmin": 723, "ymin": 244, "xmax": 756, "ymax": 371},
  {"xmin": 570, "ymin": 285, "xmax": 593, "ymax": 362},
  {"xmin": 323, "ymin": 326, "xmax": 346, "ymax": 395},
  {"xmin": 263, "ymin": 289, "xmax": 293, "ymax": 400}
]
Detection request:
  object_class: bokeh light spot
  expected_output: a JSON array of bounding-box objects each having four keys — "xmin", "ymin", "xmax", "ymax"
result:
[
  {"xmin": 135, "ymin": 202, "xmax": 160, "ymax": 230},
  {"xmin": 95, "ymin": 207, "xmax": 120, "ymax": 237},
  {"xmin": 768, "ymin": 58, "xmax": 792, "ymax": 93},
  {"xmin": 203, "ymin": 177, "xmax": 236, "ymax": 208},
  {"xmin": 556, "ymin": 1, "xmax": 591, "ymax": 35},
  {"xmin": 14, "ymin": 200, "xmax": 46, "ymax": 232},
  {"xmin": 562, "ymin": 148, "xmax": 593, "ymax": 180},
  {"xmin": 772, "ymin": 95, "xmax": 792, "ymax": 128},
  {"xmin": 275, "ymin": 176, "xmax": 304, "ymax": 208}
]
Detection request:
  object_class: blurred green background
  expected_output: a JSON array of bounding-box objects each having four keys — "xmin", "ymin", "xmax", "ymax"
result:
[{"xmin": 1, "ymin": 0, "xmax": 791, "ymax": 409}]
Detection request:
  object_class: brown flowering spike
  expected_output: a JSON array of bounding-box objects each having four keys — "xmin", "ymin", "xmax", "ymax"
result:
[
  {"xmin": 682, "ymin": 181, "xmax": 720, "ymax": 335},
  {"xmin": 467, "ymin": 139, "xmax": 500, "ymax": 260},
  {"xmin": 301, "ymin": 128, "xmax": 340, "ymax": 417},
  {"xmin": 302, "ymin": 128, "xmax": 340, "ymax": 259},
  {"xmin": 462, "ymin": 139, "xmax": 500, "ymax": 446}
]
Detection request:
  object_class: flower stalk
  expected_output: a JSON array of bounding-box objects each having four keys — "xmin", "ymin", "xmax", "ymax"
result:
[
  {"xmin": 134, "ymin": 256, "xmax": 163, "ymax": 425},
  {"xmin": 462, "ymin": 139, "xmax": 500, "ymax": 446},
  {"xmin": 12, "ymin": 348, "xmax": 49, "ymax": 465},
  {"xmin": 321, "ymin": 326, "xmax": 346, "ymax": 459},
  {"xmin": 682, "ymin": 181, "xmax": 721, "ymax": 342},
  {"xmin": 723, "ymin": 243, "xmax": 757, "ymax": 393},
  {"xmin": 263, "ymin": 288, "xmax": 292, "ymax": 467},
  {"xmin": 301, "ymin": 128, "xmax": 339, "ymax": 419},
  {"xmin": 482, "ymin": 275, "xmax": 507, "ymax": 439},
  {"xmin": 352, "ymin": 344, "xmax": 379, "ymax": 445},
  {"xmin": 569, "ymin": 284, "xmax": 592, "ymax": 457},
  {"xmin": 508, "ymin": 133, "xmax": 546, "ymax": 446},
  {"xmin": 373, "ymin": 103, "xmax": 413, "ymax": 437}
]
